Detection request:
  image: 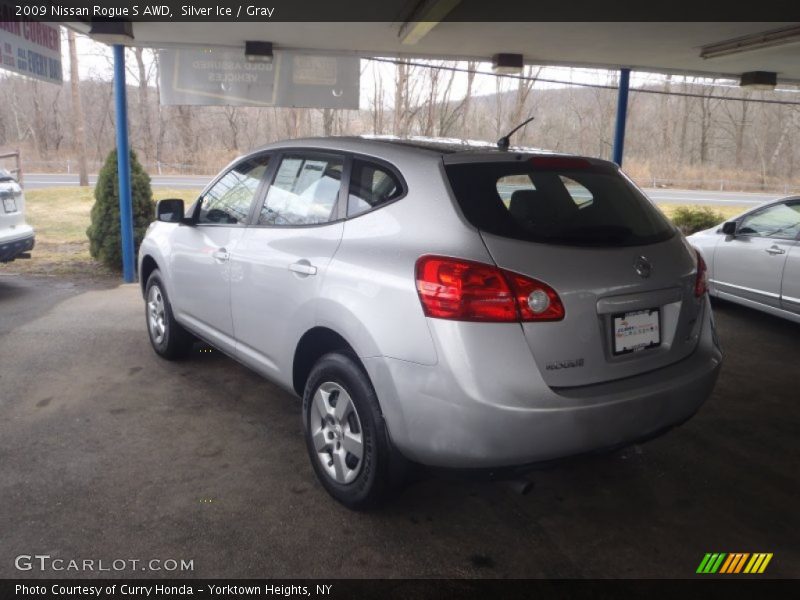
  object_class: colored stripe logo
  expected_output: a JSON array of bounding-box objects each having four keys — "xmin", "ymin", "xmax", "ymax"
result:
[{"xmin": 697, "ymin": 552, "xmax": 773, "ymax": 574}]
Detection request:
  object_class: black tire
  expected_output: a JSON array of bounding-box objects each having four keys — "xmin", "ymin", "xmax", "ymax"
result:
[
  {"xmin": 302, "ymin": 352, "xmax": 405, "ymax": 510},
  {"xmin": 145, "ymin": 269, "xmax": 194, "ymax": 360}
]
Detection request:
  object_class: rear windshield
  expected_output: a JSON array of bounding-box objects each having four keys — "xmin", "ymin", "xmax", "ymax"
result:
[{"xmin": 445, "ymin": 160, "xmax": 674, "ymax": 246}]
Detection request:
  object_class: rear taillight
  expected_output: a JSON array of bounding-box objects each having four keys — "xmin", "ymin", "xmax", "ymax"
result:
[
  {"xmin": 415, "ymin": 256, "xmax": 564, "ymax": 322},
  {"xmin": 694, "ymin": 250, "xmax": 708, "ymax": 298},
  {"xmin": 504, "ymin": 270, "xmax": 566, "ymax": 321}
]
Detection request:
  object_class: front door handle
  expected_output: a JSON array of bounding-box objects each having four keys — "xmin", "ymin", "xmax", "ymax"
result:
[
  {"xmin": 212, "ymin": 248, "xmax": 230, "ymax": 262},
  {"xmin": 289, "ymin": 261, "xmax": 317, "ymax": 276},
  {"xmin": 765, "ymin": 245, "xmax": 786, "ymax": 255}
]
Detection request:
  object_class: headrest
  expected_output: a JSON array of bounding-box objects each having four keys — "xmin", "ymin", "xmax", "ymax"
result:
[{"xmin": 508, "ymin": 189, "xmax": 557, "ymax": 223}]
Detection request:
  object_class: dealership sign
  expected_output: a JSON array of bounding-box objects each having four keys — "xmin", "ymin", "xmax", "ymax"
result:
[
  {"xmin": 159, "ymin": 48, "xmax": 359, "ymax": 109},
  {"xmin": 0, "ymin": 21, "xmax": 63, "ymax": 84}
]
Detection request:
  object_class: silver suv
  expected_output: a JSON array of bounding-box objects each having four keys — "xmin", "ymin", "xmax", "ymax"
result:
[{"xmin": 138, "ymin": 137, "xmax": 722, "ymax": 509}]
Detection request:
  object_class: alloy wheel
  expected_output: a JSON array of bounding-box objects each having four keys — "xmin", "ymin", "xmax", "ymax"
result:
[
  {"xmin": 147, "ymin": 285, "xmax": 167, "ymax": 345},
  {"xmin": 309, "ymin": 381, "xmax": 364, "ymax": 484}
]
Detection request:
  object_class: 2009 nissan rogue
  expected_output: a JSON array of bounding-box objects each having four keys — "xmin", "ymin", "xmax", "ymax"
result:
[{"xmin": 138, "ymin": 136, "xmax": 722, "ymax": 509}]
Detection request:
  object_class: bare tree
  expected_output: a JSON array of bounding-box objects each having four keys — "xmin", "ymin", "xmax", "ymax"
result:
[
  {"xmin": 4, "ymin": 47, "xmax": 800, "ymax": 191},
  {"xmin": 223, "ymin": 106, "xmax": 241, "ymax": 151},
  {"xmin": 175, "ymin": 106, "xmax": 195, "ymax": 165},
  {"xmin": 460, "ymin": 61, "xmax": 478, "ymax": 136},
  {"xmin": 720, "ymin": 89, "xmax": 750, "ymax": 169},
  {"xmin": 678, "ymin": 79, "xmax": 692, "ymax": 161},
  {"xmin": 697, "ymin": 83, "xmax": 718, "ymax": 165},
  {"xmin": 392, "ymin": 60, "xmax": 423, "ymax": 136},
  {"xmin": 510, "ymin": 66, "xmax": 541, "ymax": 143},
  {"xmin": 393, "ymin": 60, "xmax": 407, "ymax": 136},
  {"xmin": 435, "ymin": 63, "xmax": 464, "ymax": 137},
  {"xmin": 153, "ymin": 53, "xmax": 167, "ymax": 171},
  {"xmin": 494, "ymin": 76, "xmax": 505, "ymax": 138},
  {"xmin": 321, "ymin": 108, "xmax": 335, "ymax": 136},
  {"xmin": 67, "ymin": 30, "xmax": 89, "ymax": 185},
  {"xmin": 370, "ymin": 62, "xmax": 386, "ymax": 134},
  {"xmin": 134, "ymin": 48, "xmax": 154, "ymax": 161},
  {"xmin": 422, "ymin": 64, "xmax": 441, "ymax": 136}
]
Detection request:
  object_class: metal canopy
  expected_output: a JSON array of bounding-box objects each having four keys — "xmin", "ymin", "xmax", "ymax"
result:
[{"xmin": 68, "ymin": 21, "xmax": 800, "ymax": 84}]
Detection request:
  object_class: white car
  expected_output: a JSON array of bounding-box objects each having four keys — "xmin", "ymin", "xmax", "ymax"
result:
[
  {"xmin": 689, "ymin": 196, "xmax": 800, "ymax": 323},
  {"xmin": 0, "ymin": 169, "xmax": 35, "ymax": 263}
]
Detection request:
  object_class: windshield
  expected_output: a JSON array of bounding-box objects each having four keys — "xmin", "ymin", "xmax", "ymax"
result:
[{"xmin": 445, "ymin": 160, "xmax": 675, "ymax": 247}]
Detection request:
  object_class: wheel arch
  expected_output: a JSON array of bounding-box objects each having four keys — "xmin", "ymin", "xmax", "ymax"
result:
[
  {"xmin": 292, "ymin": 327, "xmax": 372, "ymax": 400},
  {"xmin": 140, "ymin": 254, "xmax": 160, "ymax": 297}
]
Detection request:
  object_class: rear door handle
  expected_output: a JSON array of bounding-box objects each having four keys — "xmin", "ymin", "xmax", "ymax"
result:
[
  {"xmin": 212, "ymin": 248, "xmax": 230, "ymax": 262},
  {"xmin": 289, "ymin": 261, "xmax": 317, "ymax": 276},
  {"xmin": 765, "ymin": 245, "xmax": 786, "ymax": 255}
]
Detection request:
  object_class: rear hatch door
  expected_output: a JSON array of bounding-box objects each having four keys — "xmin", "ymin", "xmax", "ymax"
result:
[{"xmin": 444, "ymin": 154, "xmax": 705, "ymax": 387}]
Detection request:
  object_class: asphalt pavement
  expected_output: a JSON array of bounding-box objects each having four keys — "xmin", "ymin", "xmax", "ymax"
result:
[{"xmin": 0, "ymin": 273, "xmax": 797, "ymax": 578}]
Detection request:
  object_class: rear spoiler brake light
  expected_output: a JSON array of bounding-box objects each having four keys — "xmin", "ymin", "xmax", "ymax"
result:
[{"xmin": 529, "ymin": 157, "xmax": 592, "ymax": 170}]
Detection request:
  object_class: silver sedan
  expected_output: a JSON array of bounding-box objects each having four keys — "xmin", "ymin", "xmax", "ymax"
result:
[{"xmin": 689, "ymin": 196, "xmax": 800, "ymax": 323}]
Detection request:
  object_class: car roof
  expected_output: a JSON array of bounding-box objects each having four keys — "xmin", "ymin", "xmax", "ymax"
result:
[
  {"xmin": 253, "ymin": 135, "xmax": 616, "ymax": 168},
  {"xmin": 357, "ymin": 135, "xmax": 553, "ymax": 154}
]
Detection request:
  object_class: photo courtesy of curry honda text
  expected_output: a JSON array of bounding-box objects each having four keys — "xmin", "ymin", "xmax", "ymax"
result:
[{"xmin": 138, "ymin": 136, "xmax": 722, "ymax": 509}]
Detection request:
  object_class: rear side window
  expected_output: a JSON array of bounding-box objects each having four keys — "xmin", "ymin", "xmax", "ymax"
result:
[
  {"xmin": 259, "ymin": 154, "xmax": 343, "ymax": 226},
  {"xmin": 347, "ymin": 160, "xmax": 404, "ymax": 217},
  {"xmin": 447, "ymin": 159, "xmax": 673, "ymax": 246}
]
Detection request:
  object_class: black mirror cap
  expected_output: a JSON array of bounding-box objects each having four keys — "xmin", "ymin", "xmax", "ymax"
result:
[
  {"xmin": 156, "ymin": 199, "xmax": 185, "ymax": 223},
  {"xmin": 721, "ymin": 221, "xmax": 737, "ymax": 236}
]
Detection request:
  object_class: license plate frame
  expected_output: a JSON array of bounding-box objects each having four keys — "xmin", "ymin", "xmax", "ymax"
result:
[
  {"xmin": 612, "ymin": 308, "xmax": 661, "ymax": 355},
  {"xmin": 2, "ymin": 197, "xmax": 16, "ymax": 213}
]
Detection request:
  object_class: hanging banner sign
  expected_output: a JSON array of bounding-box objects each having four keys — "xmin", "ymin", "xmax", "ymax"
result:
[
  {"xmin": 159, "ymin": 48, "xmax": 359, "ymax": 109},
  {"xmin": 0, "ymin": 20, "xmax": 63, "ymax": 84}
]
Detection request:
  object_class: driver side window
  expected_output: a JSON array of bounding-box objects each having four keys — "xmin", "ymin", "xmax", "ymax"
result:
[
  {"xmin": 198, "ymin": 155, "xmax": 271, "ymax": 225},
  {"xmin": 738, "ymin": 202, "xmax": 800, "ymax": 240}
]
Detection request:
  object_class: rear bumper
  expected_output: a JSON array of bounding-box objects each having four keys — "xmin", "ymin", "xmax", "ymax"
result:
[
  {"xmin": 364, "ymin": 297, "xmax": 722, "ymax": 469},
  {"xmin": 0, "ymin": 229, "xmax": 35, "ymax": 262}
]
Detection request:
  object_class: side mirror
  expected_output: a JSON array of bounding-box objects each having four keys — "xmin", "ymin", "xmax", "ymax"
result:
[
  {"xmin": 156, "ymin": 198, "xmax": 185, "ymax": 223},
  {"xmin": 721, "ymin": 221, "xmax": 737, "ymax": 236}
]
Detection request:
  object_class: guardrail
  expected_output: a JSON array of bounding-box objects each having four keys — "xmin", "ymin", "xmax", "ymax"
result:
[
  {"xmin": 22, "ymin": 159, "xmax": 213, "ymax": 176},
  {"xmin": 647, "ymin": 177, "xmax": 796, "ymax": 194}
]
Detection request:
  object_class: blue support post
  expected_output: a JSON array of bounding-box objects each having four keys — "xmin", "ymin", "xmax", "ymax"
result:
[
  {"xmin": 113, "ymin": 44, "xmax": 135, "ymax": 283},
  {"xmin": 612, "ymin": 68, "xmax": 631, "ymax": 167}
]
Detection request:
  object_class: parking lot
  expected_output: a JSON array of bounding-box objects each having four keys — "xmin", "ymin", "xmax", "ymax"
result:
[{"xmin": 0, "ymin": 272, "xmax": 797, "ymax": 579}]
